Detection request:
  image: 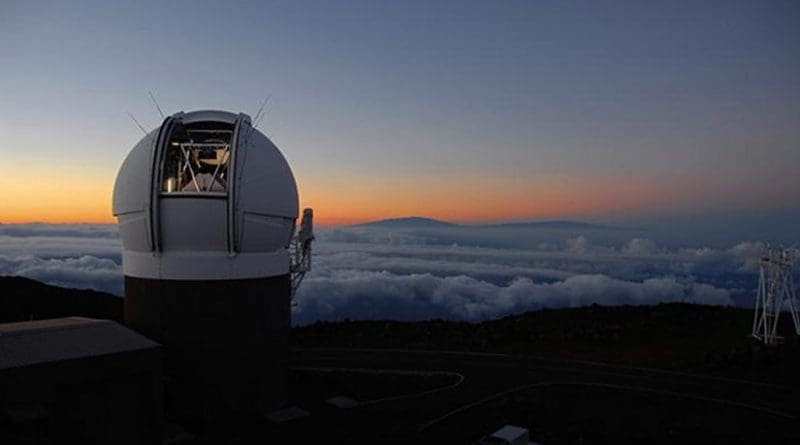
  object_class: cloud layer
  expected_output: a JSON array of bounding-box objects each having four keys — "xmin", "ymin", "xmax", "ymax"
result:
[
  {"xmin": 0, "ymin": 223, "xmax": 781, "ymax": 324},
  {"xmin": 293, "ymin": 270, "xmax": 732, "ymax": 325},
  {"xmin": 0, "ymin": 224, "xmax": 123, "ymax": 294},
  {"xmin": 0, "ymin": 254, "xmax": 123, "ymax": 295}
]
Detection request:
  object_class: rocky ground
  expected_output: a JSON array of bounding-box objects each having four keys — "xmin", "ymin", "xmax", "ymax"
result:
[{"xmin": 3, "ymin": 276, "xmax": 799, "ymax": 444}]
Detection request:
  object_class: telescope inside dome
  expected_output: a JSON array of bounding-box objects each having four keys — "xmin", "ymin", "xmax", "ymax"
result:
[{"xmin": 161, "ymin": 121, "xmax": 233, "ymax": 193}]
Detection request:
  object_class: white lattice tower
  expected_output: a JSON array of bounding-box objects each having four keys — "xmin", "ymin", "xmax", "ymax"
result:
[{"xmin": 752, "ymin": 247, "xmax": 800, "ymax": 345}]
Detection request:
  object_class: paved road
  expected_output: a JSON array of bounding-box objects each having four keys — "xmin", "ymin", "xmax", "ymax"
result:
[{"xmin": 282, "ymin": 347, "xmax": 799, "ymax": 444}]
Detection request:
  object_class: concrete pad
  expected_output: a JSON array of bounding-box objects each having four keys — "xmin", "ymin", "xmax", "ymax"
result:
[
  {"xmin": 163, "ymin": 423, "xmax": 195, "ymax": 444},
  {"xmin": 265, "ymin": 406, "xmax": 310, "ymax": 423},
  {"xmin": 326, "ymin": 396, "xmax": 360, "ymax": 409}
]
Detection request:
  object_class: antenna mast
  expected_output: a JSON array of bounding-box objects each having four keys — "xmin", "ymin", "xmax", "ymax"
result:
[
  {"xmin": 752, "ymin": 246, "xmax": 800, "ymax": 344},
  {"xmin": 148, "ymin": 91, "xmax": 165, "ymax": 119},
  {"xmin": 126, "ymin": 112, "xmax": 153, "ymax": 142}
]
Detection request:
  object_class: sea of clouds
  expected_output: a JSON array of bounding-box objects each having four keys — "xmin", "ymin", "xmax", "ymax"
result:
[{"xmin": 0, "ymin": 222, "xmax": 787, "ymax": 325}]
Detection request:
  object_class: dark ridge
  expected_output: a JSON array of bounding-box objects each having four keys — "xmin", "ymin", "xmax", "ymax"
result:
[
  {"xmin": 2, "ymin": 277, "xmax": 798, "ymax": 386},
  {"xmin": 2, "ymin": 279, "xmax": 798, "ymax": 443},
  {"xmin": 293, "ymin": 303, "xmax": 800, "ymax": 386},
  {"xmin": 478, "ymin": 220, "xmax": 620, "ymax": 230},
  {"xmin": 0, "ymin": 276, "xmax": 122, "ymax": 323}
]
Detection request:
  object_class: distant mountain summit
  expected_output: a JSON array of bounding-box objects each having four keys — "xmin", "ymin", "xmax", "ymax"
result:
[
  {"xmin": 353, "ymin": 216, "xmax": 458, "ymax": 229},
  {"xmin": 352, "ymin": 217, "xmax": 617, "ymax": 231}
]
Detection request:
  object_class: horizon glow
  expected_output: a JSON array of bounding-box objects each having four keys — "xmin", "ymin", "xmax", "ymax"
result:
[{"xmin": 1, "ymin": 1, "xmax": 798, "ymax": 226}]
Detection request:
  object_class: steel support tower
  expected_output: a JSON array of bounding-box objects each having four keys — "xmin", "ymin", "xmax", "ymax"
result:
[{"xmin": 752, "ymin": 247, "xmax": 800, "ymax": 345}]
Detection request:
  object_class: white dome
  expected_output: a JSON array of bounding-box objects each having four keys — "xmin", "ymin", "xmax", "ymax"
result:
[{"xmin": 113, "ymin": 110, "xmax": 299, "ymax": 280}]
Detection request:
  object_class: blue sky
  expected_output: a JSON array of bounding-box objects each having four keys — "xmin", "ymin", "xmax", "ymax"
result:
[
  {"xmin": 1, "ymin": 1, "xmax": 798, "ymax": 225},
  {"xmin": 2, "ymin": 2, "xmax": 797, "ymax": 323}
]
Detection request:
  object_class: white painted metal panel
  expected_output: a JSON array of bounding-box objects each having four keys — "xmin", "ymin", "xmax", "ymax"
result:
[
  {"xmin": 235, "ymin": 129, "xmax": 299, "ymax": 221},
  {"xmin": 159, "ymin": 198, "xmax": 228, "ymax": 252},
  {"xmin": 112, "ymin": 129, "xmax": 157, "ymax": 216},
  {"xmin": 117, "ymin": 212, "xmax": 151, "ymax": 252},
  {"xmin": 239, "ymin": 213, "xmax": 295, "ymax": 252},
  {"xmin": 122, "ymin": 250, "xmax": 290, "ymax": 280}
]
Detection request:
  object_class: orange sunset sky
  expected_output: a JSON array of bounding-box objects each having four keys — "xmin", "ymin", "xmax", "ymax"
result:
[
  {"xmin": 2, "ymin": 2, "xmax": 798, "ymax": 226},
  {"xmin": 0, "ymin": 157, "xmax": 780, "ymax": 226}
]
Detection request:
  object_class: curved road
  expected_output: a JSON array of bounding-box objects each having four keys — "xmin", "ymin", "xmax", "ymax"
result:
[{"xmin": 283, "ymin": 347, "xmax": 799, "ymax": 444}]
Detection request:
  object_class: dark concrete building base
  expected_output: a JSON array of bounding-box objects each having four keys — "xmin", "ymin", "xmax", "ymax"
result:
[{"xmin": 124, "ymin": 275, "xmax": 290, "ymax": 419}]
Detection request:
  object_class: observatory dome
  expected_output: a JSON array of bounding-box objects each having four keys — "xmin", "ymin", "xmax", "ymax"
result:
[{"xmin": 113, "ymin": 110, "xmax": 299, "ymax": 280}]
